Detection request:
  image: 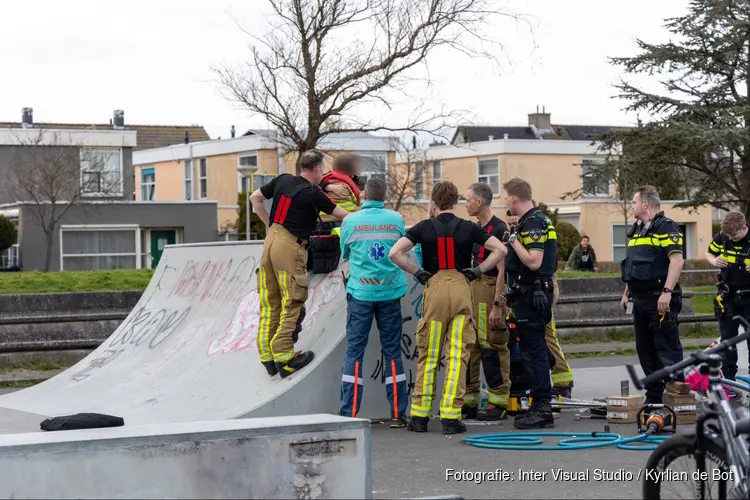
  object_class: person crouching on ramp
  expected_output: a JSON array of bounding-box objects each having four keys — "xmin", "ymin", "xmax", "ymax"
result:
[
  {"xmin": 389, "ymin": 181, "xmax": 506, "ymax": 434},
  {"xmin": 249, "ymin": 150, "xmax": 350, "ymax": 378},
  {"xmin": 338, "ymin": 177, "xmax": 409, "ymax": 427}
]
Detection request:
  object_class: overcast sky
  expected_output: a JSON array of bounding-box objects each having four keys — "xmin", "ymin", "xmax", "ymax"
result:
[{"xmin": 0, "ymin": 0, "xmax": 687, "ymax": 141}]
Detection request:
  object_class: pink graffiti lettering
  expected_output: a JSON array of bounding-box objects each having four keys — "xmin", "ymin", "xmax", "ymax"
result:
[
  {"xmin": 170, "ymin": 257, "xmax": 257, "ymax": 303},
  {"xmin": 207, "ymin": 274, "xmax": 344, "ymax": 356}
]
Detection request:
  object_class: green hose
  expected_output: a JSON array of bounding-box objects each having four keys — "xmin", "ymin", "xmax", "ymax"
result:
[{"xmin": 462, "ymin": 431, "xmax": 670, "ymax": 451}]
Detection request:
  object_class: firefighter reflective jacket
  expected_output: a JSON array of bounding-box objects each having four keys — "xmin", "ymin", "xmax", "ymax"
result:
[{"xmin": 319, "ymin": 171, "xmax": 361, "ymax": 232}]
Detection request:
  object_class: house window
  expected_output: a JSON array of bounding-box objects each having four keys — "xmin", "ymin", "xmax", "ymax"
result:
[
  {"xmin": 477, "ymin": 157, "xmax": 499, "ymax": 194},
  {"xmin": 199, "ymin": 158, "xmax": 207, "ymax": 199},
  {"xmin": 612, "ymin": 224, "xmax": 629, "ymax": 262},
  {"xmin": 582, "ymin": 159, "xmax": 610, "ymax": 196},
  {"xmin": 60, "ymin": 226, "xmax": 139, "ymax": 271},
  {"xmin": 239, "ymin": 154, "xmax": 258, "ymax": 170},
  {"xmin": 184, "ymin": 159, "xmax": 193, "ymax": 200},
  {"xmin": 432, "ymin": 160, "xmax": 442, "ymax": 184},
  {"xmin": 80, "ymin": 148, "xmax": 122, "ymax": 195},
  {"xmin": 414, "ymin": 161, "xmax": 425, "ymax": 200},
  {"xmin": 359, "ymin": 152, "xmax": 387, "ymax": 184},
  {"xmin": 141, "ymin": 167, "xmax": 155, "ymax": 201}
]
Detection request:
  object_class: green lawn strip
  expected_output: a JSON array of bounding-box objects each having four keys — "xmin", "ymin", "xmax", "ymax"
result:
[
  {"xmin": 561, "ymin": 323, "xmax": 719, "ymax": 346},
  {"xmin": 0, "ymin": 380, "xmax": 39, "ymax": 389},
  {"xmin": 0, "ymin": 361, "xmax": 62, "ymax": 374},
  {"xmin": 0, "ymin": 269, "xmax": 154, "ymax": 294}
]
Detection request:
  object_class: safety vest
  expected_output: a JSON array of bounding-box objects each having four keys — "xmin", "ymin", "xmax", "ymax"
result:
[
  {"xmin": 621, "ymin": 214, "xmax": 675, "ymax": 290},
  {"xmin": 430, "ymin": 217, "xmax": 461, "ymax": 270},
  {"xmin": 318, "ymin": 171, "xmax": 361, "ymax": 236},
  {"xmin": 711, "ymin": 233, "xmax": 750, "ymax": 288}
]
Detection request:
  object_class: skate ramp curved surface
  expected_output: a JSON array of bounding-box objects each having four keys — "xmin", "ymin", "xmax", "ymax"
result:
[{"xmin": 0, "ymin": 241, "xmax": 442, "ymax": 428}]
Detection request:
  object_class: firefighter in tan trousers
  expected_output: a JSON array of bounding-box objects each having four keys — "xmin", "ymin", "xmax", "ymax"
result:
[
  {"xmin": 390, "ymin": 181, "xmax": 506, "ymax": 435},
  {"xmin": 463, "ymin": 183, "xmax": 511, "ymax": 420},
  {"xmin": 250, "ymin": 150, "xmax": 350, "ymax": 378},
  {"xmin": 507, "ymin": 203, "xmax": 574, "ymax": 396}
]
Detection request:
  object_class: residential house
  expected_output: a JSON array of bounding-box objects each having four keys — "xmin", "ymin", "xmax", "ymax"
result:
[
  {"xmin": 131, "ymin": 130, "xmax": 396, "ymax": 238},
  {"xmin": 0, "ymin": 108, "xmax": 218, "ymax": 271},
  {"xmin": 396, "ymin": 109, "xmax": 713, "ymax": 262}
]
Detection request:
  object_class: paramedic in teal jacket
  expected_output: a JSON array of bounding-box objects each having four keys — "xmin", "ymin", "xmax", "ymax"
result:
[{"xmin": 338, "ymin": 177, "xmax": 409, "ymax": 427}]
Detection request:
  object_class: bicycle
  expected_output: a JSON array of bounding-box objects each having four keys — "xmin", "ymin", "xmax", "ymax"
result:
[{"xmin": 626, "ymin": 315, "xmax": 750, "ymax": 499}]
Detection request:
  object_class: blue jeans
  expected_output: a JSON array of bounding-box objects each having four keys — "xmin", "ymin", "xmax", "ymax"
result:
[{"xmin": 339, "ymin": 294, "xmax": 408, "ymax": 419}]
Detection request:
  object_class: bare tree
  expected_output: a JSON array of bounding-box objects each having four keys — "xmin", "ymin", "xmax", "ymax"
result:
[
  {"xmin": 214, "ymin": 0, "xmax": 532, "ymax": 172},
  {"xmin": 4, "ymin": 130, "xmax": 122, "ymax": 271},
  {"xmin": 383, "ymin": 136, "xmax": 432, "ymax": 219}
]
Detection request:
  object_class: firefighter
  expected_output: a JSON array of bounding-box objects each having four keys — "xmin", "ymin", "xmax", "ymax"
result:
[
  {"xmin": 620, "ymin": 185, "xmax": 685, "ymax": 405},
  {"xmin": 705, "ymin": 211, "xmax": 750, "ymax": 399},
  {"xmin": 249, "ymin": 150, "xmax": 350, "ymax": 378},
  {"xmin": 389, "ymin": 181, "xmax": 506, "ymax": 434},
  {"xmin": 462, "ymin": 182, "xmax": 510, "ymax": 421},
  {"xmin": 502, "ymin": 178, "xmax": 558, "ymax": 429},
  {"xmin": 309, "ymin": 154, "xmax": 363, "ymax": 274}
]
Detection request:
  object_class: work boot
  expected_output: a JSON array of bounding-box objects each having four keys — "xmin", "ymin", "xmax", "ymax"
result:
[
  {"xmin": 262, "ymin": 360, "xmax": 278, "ymax": 376},
  {"xmin": 390, "ymin": 416, "xmax": 408, "ymax": 428},
  {"xmin": 478, "ymin": 403, "xmax": 507, "ymax": 421},
  {"xmin": 552, "ymin": 382, "xmax": 573, "ymax": 399},
  {"xmin": 407, "ymin": 416, "xmax": 429, "ymax": 432},
  {"xmin": 514, "ymin": 399, "xmax": 554, "ymax": 429},
  {"xmin": 441, "ymin": 418, "xmax": 467, "ymax": 435},
  {"xmin": 462, "ymin": 405, "xmax": 478, "ymax": 420},
  {"xmin": 276, "ymin": 351, "xmax": 315, "ymax": 379}
]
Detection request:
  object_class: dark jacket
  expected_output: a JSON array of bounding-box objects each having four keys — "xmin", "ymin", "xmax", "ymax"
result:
[{"xmin": 566, "ymin": 244, "xmax": 598, "ymax": 270}]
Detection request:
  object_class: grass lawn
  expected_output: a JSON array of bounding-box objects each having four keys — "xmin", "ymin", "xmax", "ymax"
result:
[
  {"xmin": 685, "ymin": 285, "xmax": 715, "ymax": 315},
  {"xmin": 0, "ymin": 269, "xmax": 154, "ymax": 294},
  {"xmin": 557, "ymin": 270, "xmax": 618, "ymax": 279}
]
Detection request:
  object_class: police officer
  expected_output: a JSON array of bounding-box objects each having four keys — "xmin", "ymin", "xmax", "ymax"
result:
[
  {"xmin": 462, "ymin": 182, "xmax": 510, "ymax": 421},
  {"xmin": 502, "ymin": 178, "xmax": 558, "ymax": 429},
  {"xmin": 250, "ymin": 150, "xmax": 350, "ymax": 378},
  {"xmin": 389, "ymin": 181, "xmax": 506, "ymax": 435},
  {"xmin": 620, "ymin": 185, "xmax": 685, "ymax": 405},
  {"xmin": 705, "ymin": 210, "xmax": 750, "ymax": 397}
]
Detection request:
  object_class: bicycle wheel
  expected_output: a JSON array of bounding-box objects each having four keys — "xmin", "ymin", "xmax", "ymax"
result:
[{"xmin": 642, "ymin": 433, "xmax": 732, "ymax": 499}]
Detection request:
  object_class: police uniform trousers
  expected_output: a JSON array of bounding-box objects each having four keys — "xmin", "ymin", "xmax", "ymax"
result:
[
  {"xmin": 465, "ymin": 275, "xmax": 509, "ymax": 409},
  {"xmin": 545, "ymin": 273, "xmax": 574, "ymax": 388},
  {"xmin": 632, "ymin": 289, "xmax": 684, "ymax": 403},
  {"xmin": 511, "ymin": 286, "xmax": 553, "ymax": 401},
  {"xmin": 717, "ymin": 291, "xmax": 750, "ymax": 380},
  {"xmin": 256, "ymin": 224, "xmax": 309, "ymax": 364},
  {"xmin": 411, "ymin": 270, "xmax": 476, "ymax": 420}
]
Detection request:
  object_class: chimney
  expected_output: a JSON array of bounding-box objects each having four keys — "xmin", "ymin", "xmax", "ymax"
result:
[
  {"xmin": 112, "ymin": 110, "xmax": 125, "ymax": 129},
  {"xmin": 21, "ymin": 108, "xmax": 33, "ymax": 128},
  {"xmin": 503, "ymin": 133, "xmax": 509, "ymax": 139},
  {"xmin": 528, "ymin": 105, "xmax": 552, "ymax": 131},
  {"xmin": 184, "ymin": 131, "xmax": 190, "ymax": 144},
  {"xmin": 231, "ymin": 125, "xmax": 236, "ymax": 138},
  {"xmin": 488, "ymin": 135, "xmax": 494, "ymax": 141}
]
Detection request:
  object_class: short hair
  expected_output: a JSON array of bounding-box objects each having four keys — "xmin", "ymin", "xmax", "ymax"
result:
[
  {"xmin": 299, "ymin": 149, "xmax": 325, "ymax": 171},
  {"xmin": 581, "ymin": 235, "xmax": 590, "ymax": 240},
  {"xmin": 634, "ymin": 185, "xmax": 661, "ymax": 208},
  {"xmin": 333, "ymin": 153, "xmax": 361, "ymax": 176},
  {"xmin": 364, "ymin": 177, "xmax": 386, "ymax": 202},
  {"xmin": 431, "ymin": 181, "xmax": 459, "ymax": 210},
  {"xmin": 502, "ymin": 177, "xmax": 532, "ymax": 202},
  {"xmin": 468, "ymin": 182, "xmax": 493, "ymax": 206},
  {"xmin": 722, "ymin": 211, "xmax": 746, "ymax": 234}
]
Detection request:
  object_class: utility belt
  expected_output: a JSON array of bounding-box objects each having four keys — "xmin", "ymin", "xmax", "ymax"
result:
[
  {"xmin": 713, "ymin": 281, "xmax": 750, "ymax": 318},
  {"xmin": 502, "ymin": 275, "xmax": 554, "ymax": 324},
  {"xmin": 629, "ymin": 283, "xmax": 681, "ymax": 300}
]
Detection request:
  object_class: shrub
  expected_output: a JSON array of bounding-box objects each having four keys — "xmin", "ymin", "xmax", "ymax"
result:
[
  {"xmin": 555, "ymin": 221, "xmax": 580, "ymax": 261},
  {"xmin": 712, "ymin": 221, "xmax": 721, "ymax": 236},
  {"xmin": 0, "ymin": 216, "xmax": 17, "ymax": 253}
]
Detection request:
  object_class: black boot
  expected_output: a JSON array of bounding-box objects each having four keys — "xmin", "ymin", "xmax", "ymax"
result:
[
  {"xmin": 478, "ymin": 404, "xmax": 508, "ymax": 421},
  {"xmin": 408, "ymin": 416, "xmax": 429, "ymax": 432},
  {"xmin": 462, "ymin": 405, "xmax": 478, "ymax": 420},
  {"xmin": 262, "ymin": 360, "xmax": 278, "ymax": 376},
  {"xmin": 441, "ymin": 418, "xmax": 467, "ymax": 435},
  {"xmin": 276, "ymin": 351, "xmax": 315, "ymax": 379},
  {"xmin": 514, "ymin": 399, "xmax": 554, "ymax": 429},
  {"xmin": 552, "ymin": 382, "xmax": 573, "ymax": 399}
]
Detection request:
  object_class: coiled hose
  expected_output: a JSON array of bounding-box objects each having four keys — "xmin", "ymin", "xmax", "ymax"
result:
[{"xmin": 462, "ymin": 431, "xmax": 670, "ymax": 451}]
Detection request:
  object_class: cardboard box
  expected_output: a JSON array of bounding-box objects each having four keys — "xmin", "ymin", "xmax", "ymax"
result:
[
  {"xmin": 664, "ymin": 393, "xmax": 696, "ymax": 407},
  {"xmin": 666, "ymin": 381, "xmax": 692, "ymax": 395},
  {"xmin": 607, "ymin": 409, "xmax": 639, "ymax": 424},
  {"xmin": 675, "ymin": 412, "xmax": 697, "ymax": 425},
  {"xmin": 606, "ymin": 394, "xmax": 645, "ymax": 410}
]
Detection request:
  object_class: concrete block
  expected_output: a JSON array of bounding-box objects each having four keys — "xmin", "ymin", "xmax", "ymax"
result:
[{"xmin": 0, "ymin": 414, "xmax": 371, "ymax": 499}]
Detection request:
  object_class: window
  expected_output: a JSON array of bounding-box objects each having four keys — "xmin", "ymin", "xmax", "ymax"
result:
[
  {"xmin": 477, "ymin": 157, "xmax": 499, "ymax": 194},
  {"xmin": 81, "ymin": 148, "xmax": 122, "ymax": 195},
  {"xmin": 414, "ymin": 161, "xmax": 425, "ymax": 200},
  {"xmin": 184, "ymin": 159, "xmax": 193, "ymax": 200},
  {"xmin": 612, "ymin": 224, "xmax": 629, "ymax": 262},
  {"xmin": 359, "ymin": 152, "xmax": 387, "ymax": 184},
  {"xmin": 239, "ymin": 153, "xmax": 258, "ymax": 170},
  {"xmin": 432, "ymin": 160, "xmax": 442, "ymax": 184},
  {"xmin": 60, "ymin": 226, "xmax": 139, "ymax": 271},
  {"xmin": 141, "ymin": 167, "xmax": 155, "ymax": 201},
  {"xmin": 582, "ymin": 159, "xmax": 610, "ymax": 196},
  {"xmin": 199, "ymin": 158, "xmax": 207, "ymax": 199}
]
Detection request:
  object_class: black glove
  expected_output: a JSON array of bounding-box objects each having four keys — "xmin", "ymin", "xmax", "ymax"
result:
[
  {"xmin": 533, "ymin": 290, "xmax": 550, "ymax": 322},
  {"xmin": 414, "ymin": 269, "xmax": 433, "ymax": 285},
  {"xmin": 460, "ymin": 266, "xmax": 482, "ymax": 282}
]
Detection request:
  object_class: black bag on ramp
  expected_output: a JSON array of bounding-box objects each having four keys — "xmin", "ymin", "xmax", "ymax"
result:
[{"xmin": 40, "ymin": 412, "xmax": 124, "ymax": 431}]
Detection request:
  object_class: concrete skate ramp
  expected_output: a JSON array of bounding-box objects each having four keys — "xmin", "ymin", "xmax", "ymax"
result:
[{"xmin": 0, "ymin": 241, "xmax": 437, "ymax": 428}]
